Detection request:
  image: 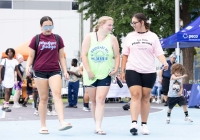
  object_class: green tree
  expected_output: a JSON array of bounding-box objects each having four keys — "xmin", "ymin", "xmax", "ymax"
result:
[{"xmin": 78, "ymin": 0, "xmax": 200, "ymax": 83}]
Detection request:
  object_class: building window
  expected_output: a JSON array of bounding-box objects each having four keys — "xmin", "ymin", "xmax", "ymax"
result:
[
  {"xmin": 72, "ymin": 2, "xmax": 78, "ymax": 10},
  {"xmin": 0, "ymin": 1, "xmax": 12, "ymax": 9}
]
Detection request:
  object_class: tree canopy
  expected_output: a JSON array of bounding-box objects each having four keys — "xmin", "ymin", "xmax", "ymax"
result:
[{"xmin": 77, "ymin": 0, "xmax": 200, "ymax": 83}]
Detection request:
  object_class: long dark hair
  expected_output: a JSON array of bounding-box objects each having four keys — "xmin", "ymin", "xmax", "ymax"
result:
[{"xmin": 133, "ymin": 13, "xmax": 150, "ymax": 30}]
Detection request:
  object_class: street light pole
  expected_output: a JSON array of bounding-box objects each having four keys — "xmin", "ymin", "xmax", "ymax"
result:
[
  {"xmin": 175, "ymin": 0, "xmax": 180, "ymax": 63},
  {"xmin": 79, "ymin": 2, "xmax": 84, "ymax": 62}
]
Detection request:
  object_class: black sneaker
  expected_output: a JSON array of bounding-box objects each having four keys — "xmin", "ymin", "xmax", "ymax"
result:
[
  {"xmin": 164, "ymin": 102, "xmax": 168, "ymax": 106},
  {"xmin": 73, "ymin": 105, "xmax": 78, "ymax": 108},
  {"xmin": 65, "ymin": 105, "xmax": 73, "ymax": 108},
  {"xmin": 2, "ymin": 107, "xmax": 11, "ymax": 112},
  {"xmin": 22, "ymin": 104, "xmax": 27, "ymax": 107}
]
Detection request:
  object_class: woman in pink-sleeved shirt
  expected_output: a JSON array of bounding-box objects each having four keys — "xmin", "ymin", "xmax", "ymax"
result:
[{"xmin": 121, "ymin": 13, "xmax": 168, "ymax": 135}]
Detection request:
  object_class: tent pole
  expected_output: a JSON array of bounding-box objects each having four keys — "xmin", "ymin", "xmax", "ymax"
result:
[{"xmin": 175, "ymin": 0, "xmax": 180, "ymax": 63}]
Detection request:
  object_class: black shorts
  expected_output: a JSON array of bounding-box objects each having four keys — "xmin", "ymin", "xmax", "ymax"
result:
[
  {"xmin": 168, "ymin": 96, "xmax": 187, "ymax": 109},
  {"xmin": 162, "ymin": 78, "xmax": 170, "ymax": 95},
  {"xmin": 125, "ymin": 70, "xmax": 156, "ymax": 88},
  {"xmin": 27, "ymin": 90, "xmax": 33, "ymax": 95},
  {"xmin": 85, "ymin": 76, "xmax": 111, "ymax": 87},
  {"xmin": 33, "ymin": 70, "xmax": 61, "ymax": 79}
]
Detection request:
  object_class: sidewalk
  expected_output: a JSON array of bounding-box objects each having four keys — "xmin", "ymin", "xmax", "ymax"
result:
[{"xmin": 0, "ymin": 104, "xmax": 199, "ymax": 140}]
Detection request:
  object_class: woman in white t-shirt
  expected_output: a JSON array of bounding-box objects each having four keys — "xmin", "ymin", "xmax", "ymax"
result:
[{"xmin": 0, "ymin": 48, "xmax": 23, "ymax": 112}]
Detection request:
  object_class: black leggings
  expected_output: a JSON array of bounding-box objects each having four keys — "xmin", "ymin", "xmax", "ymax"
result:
[
  {"xmin": 34, "ymin": 93, "xmax": 38, "ymax": 109},
  {"xmin": 126, "ymin": 70, "xmax": 156, "ymax": 88}
]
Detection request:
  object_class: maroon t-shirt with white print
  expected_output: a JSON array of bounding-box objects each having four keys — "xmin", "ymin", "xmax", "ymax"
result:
[{"xmin": 29, "ymin": 33, "xmax": 64, "ymax": 72}]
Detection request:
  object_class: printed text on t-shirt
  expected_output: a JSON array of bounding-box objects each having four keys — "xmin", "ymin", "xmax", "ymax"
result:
[
  {"xmin": 90, "ymin": 46, "xmax": 109, "ymax": 63},
  {"xmin": 39, "ymin": 41, "xmax": 57, "ymax": 50},
  {"xmin": 132, "ymin": 39, "xmax": 152, "ymax": 49}
]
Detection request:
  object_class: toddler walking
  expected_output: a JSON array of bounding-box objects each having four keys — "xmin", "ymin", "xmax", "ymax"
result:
[{"xmin": 166, "ymin": 63, "xmax": 193, "ymax": 123}]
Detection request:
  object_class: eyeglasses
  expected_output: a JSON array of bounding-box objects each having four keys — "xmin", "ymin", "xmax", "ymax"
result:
[
  {"xmin": 130, "ymin": 21, "xmax": 139, "ymax": 26},
  {"xmin": 43, "ymin": 25, "xmax": 54, "ymax": 31}
]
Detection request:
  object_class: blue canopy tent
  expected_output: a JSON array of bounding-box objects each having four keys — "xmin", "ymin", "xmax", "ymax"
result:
[{"xmin": 160, "ymin": 16, "xmax": 200, "ymax": 48}]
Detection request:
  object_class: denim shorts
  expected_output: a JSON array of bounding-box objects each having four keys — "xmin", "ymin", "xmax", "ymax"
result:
[{"xmin": 151, "ymin": 86, "xmax": 162, "ymax": 96}]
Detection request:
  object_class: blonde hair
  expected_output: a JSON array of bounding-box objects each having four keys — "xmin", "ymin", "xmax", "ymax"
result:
[
  {"xmin": 94, "ymin": 16, "xmax": 113, "ymax": 32},
  {"xmin": 16, "ymin": 53, "xmax": 23, "ymax": 60}
]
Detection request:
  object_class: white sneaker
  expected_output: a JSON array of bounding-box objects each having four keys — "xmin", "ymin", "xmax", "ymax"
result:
[
  {"xmin": 185, "ymin": 116, "xmax": 193, "ymax": 122},
  {"xmin": 152, "ymin": 99, "xmax": 156, "ymax": 103},
  {"xmin": 47, "ymin": 110, "xmax": 57, "ymax": 116},
  {"xmin": 12, "ymin": 104, "xmax": 21, "ymax": 108},
  {"xmin": 140, "ymin": 124, "xmax": 150, "ymax": 135},
  {"xmin": 166, "ymin": 117, "xmax": 170, "ymax": 124},
  {"xmin": 130, "ymin": 122, "xmax": 138, "ymax": 135},
  {"xmin": 51, "ymin": 110, "xmax": 57, "ymax": 116},
  {"xmin": 156, "ymin": 99, "xmax": 161, "ymax": 104},
  {"xmin": 34, "ymin": 110, "xmax": 39, "ymax": 115},
  {"xmin": 47, "ymin": 111, "xmax": 52, "ymax": 116},
  {"xmin": 83, "ymin": 107, "xmax": 91, "ymax": 112}
]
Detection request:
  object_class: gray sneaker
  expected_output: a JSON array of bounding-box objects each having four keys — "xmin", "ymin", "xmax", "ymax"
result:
[{"xmin": 2, "ymin": 107, "xmax": 11, "ymax": 112}]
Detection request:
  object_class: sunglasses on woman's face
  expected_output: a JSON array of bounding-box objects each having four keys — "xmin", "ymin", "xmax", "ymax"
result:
[{"xmin": 43, "ymin": 25, "xmax": 54, "ymax": 31}]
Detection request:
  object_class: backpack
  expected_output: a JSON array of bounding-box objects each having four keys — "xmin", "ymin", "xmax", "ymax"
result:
[{"xmin": 32, "ymin": 34, "xmax": 60, "ymax": 67}]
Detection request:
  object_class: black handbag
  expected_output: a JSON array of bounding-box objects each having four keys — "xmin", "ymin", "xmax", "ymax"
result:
[
  {"xmin": 123, "ymin": 102, "xmax": 130, "ymax": 110},
  {"xmin": 1, "ymin": 59, "xmax": 6, "ymax": 80},
  {"xmin": 116, "ymin": 77, "xmax": 123, "ymax": 88}
]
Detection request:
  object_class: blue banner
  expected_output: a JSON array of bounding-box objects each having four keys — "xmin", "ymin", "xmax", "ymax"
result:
[
  {"xmin": 182, "ymin": 84, "xmax": 193, "ymax": 103},
  {"xmin": 187, "ymin": 84, "xmax": 200, "ymax": 107},
  {"xmin": 177, "ymin": 33, "xmax": 200, "ymax": 42}
]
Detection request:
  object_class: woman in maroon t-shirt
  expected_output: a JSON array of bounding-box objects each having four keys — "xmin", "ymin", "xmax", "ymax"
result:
[{"xmin": 26, "ymin": 16, "xmax": 72, "ymax": 134}]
